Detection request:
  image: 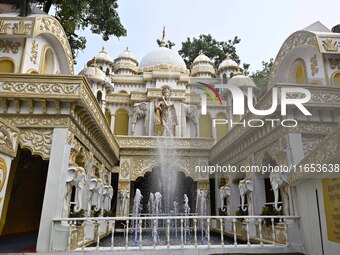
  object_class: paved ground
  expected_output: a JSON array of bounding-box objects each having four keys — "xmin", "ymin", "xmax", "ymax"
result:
[{"xmin": 0, "ymin": 231, "xmax": 37, "ymax": 253}]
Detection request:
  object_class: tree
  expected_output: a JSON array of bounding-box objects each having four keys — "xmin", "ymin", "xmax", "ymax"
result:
[
  {"xmin": 250, "ymin": 58, "xmax": 274, "ymax": 91},
  {"xmin": 178, "ymin": 34, "xmax": 245, "ymax": 69},
  {"xmin": 3, "ymin": 0, "xmax": 126, "ymax": 61},
  {"xmin": 156, "ymin": 39, "xmax": 175, "ymax": 49}
]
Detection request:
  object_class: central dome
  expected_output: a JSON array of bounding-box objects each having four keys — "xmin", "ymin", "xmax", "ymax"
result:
[{"xmin": 139, "ymin": 47, "xmax": 187, "ymax": 72}]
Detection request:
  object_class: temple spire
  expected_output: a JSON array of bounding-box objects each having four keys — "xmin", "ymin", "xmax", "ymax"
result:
[{"xmin": 160, "ymin": 26, "xmax": 166, "ymax": 47}]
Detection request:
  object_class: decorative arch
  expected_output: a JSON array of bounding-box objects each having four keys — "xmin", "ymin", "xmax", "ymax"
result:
[
  {"xmin": 289, "ymin": 58, "xmax": 307, "ymax": 84},
  {"xmin": 40, "ymin": 45, "xmax": 55, "ymax": 74},
  {"xmin": 216, "ymin": 112, "xmax": 228, "ymax": 141},
  {"xmin": 105, "ymin": 108, "xmax": 112, "ymax": 126},
  {"xmin": 118, "ymin": 90, "xmax": 128, "ymax": 94},
  {"xmin": 96, "ymin": 90, "xmax": 103, "ymax": 104},
  {"xmin": 332, "ymin": 72, "xmax": 340, "ymax": 86},
  {"xmin": 26, "ymin": 68, "xmax": 39, "ymax": 74},
  {"xmin": 114, "ymin": 108, "xmax": 129, "ymax": 135},
  {"xmin": 0, "ymin": 58, "xmax": 16, "ymax": 73},
  {"xmin": 199, "ymin": 113, "xmax": 212, "ymax": 138}
]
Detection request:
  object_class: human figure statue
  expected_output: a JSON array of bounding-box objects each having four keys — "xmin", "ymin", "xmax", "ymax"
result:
[
  {"xmin": 154, "ymin": 87, "xmax": 178, "ymax": 136},
  {"xmin": 131, "ymin": 102, "xmax": 148, "ymax": 135}
]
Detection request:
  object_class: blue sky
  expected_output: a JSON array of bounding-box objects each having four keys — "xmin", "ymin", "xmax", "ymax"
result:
[{"xmin": 74, "ymin": 0, "xmax": 339, "ymax": 74}]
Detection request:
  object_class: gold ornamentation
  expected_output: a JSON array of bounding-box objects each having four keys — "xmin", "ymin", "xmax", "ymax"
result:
[
  {"xmin": 120, "ymin": 160, "xmax": 130, "ymax": 179},
  {"xmin": 0, "ymin": 20, "xmax": 10, "ymax": 34},
  {"xmin": 0, "ymin": 157, "xmax": 7, "ymax": 193},
  {"xmin": 139, "ymin": 64, "xmax": 189, "ymax": 74},
  {"xmin": 0, "ymin": 39, "xmax": 20, "ymax": 54},
  {"xmin": 30, "ymin": 40, "xmax": 38, "ymax": 64},
  {"xmin": 19, "ymin": 129, "xmax": 53, "ymax": 160},
  {"xmin": 3, "ymin": 115, "xmax": 68, "ymax": 127},
  {"xmin": 13, "ymin": 20, "xmax": 31, "ymax": 35},
  {"xmin": 36, "ymin": 17, "xmax": 74, "ymax": 74},
  {"xmin": 329, "ymin": 58, "xmax": 340, "ymax": 70},
  {"xmin": 0, "ymin": 82, "xmax": 80, "ymax": 94},
  {"xmin": 322, "ymin": 38, "xmax": 338, "ymax": 52},
  {"xmin": 0, "ymin": 119, "xmax": 19, "ymax": 157},
  {"xmin": 310, "ymin": 54, "xmax": 318, "ymax": 76}
]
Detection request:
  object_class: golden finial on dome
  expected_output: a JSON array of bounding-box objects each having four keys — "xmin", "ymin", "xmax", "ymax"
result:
[
  {"xmin": 101, "ymin": 46, "xmax": 105, "ymax": 52},
  {"xmin": 199, "ymin": 49, "xmax": 204, "ymax": 55},
  {"xmin": 225, "ymin": 52, "xmax": 231, "ymax": 59},
  {"xmin": 160, "ymin": 26, "xmax": 166, "ymax": 47},
  {"xmin": 235, "ymin": 67, "xmax": 243, "ymax": 76},
  {"xmin": 125, "ymin": 46, "xmax": 129, "ymax": 51},
  {"xmin": 90, "ymin": 57, "xmax": 98, "ymax": 67}
]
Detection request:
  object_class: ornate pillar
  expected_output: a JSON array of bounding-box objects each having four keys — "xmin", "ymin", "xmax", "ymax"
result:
[
  {"xmin": 0, "ymin": 120, "xmax": 19, "ymax": 234},
  {"xmin": 37, "ymin": 128, "xmax": 71, "ymax": 252},
  {"xmin": 116, "ymin": 158, "xmax": 131, "ymax": 216},
  {"xmin": 197, "ymin": 180, "xmax": 210, "ymax": 214},
  {"xmin": 84, "ymin": 152, "xmax": 94, "ymax": 217},
  {"xmin": 110, "ymin": 113, "xmax": 115, "ymax": 133}
]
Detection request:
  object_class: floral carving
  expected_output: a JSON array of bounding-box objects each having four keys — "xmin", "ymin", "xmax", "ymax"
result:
[
  {"xmin": 0, "ymin": 40, "xmax": 20, "ymax": 54},
  {"xmin": 0, "ymin": 157, "xmax": 7, "ymax": 193},
  {"xmin": 0, "ymin": 20, "xmax": 10, "ymax": 34},
  {"xmin": 30, "ymin": 40, "xmax": 38, "ymax": 64},
  {"xmin": 310, "ymin": 54, "xmax": 318, "ymax": 76},
  {"xmin": 19, "ymin": 129, "xmax": 53, "ymax": 160},
  {"xmin": 0, "ymin": 82, "xmax": 80, "ymax": 94},
  {"xmin": 12, "ymin": 20, "xmax": 31, "ymax": 35},
  {"xmin": 329, "ymin": 58, "xmax": 340, "ymax": 70}
]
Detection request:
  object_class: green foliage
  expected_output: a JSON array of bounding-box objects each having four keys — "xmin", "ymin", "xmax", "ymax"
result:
[
  {"xmin": 156, "ymin": 39, "xmax": 175, "ymax": 49},
  {"xmin": 218, "ymin": 207, "xmax": 228, "ymax": 216},
  {"xmin": 90, "ymin": 209, "xmax": 101, "ymax": 217},
  {"xmin": 250, "ymin": 58, "xmax": 274, "ymax": 91},
  {"xmin": 178, "ymin": 34, "xmax": 246, "ymax": 69},
  {"xmin": 103, "ymin": 210, "xmax": 114, "ymax": 217},
  {"xmin": 4, "ymin": 0, "xmax": 127, "ymax": 61},
  {"xmin": 69, "ymin": 209, "xmax": 85, "ymax": 218}
]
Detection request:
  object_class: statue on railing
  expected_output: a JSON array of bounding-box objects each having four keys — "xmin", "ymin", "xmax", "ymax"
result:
[
  {"xmin": 102, "ymin": 175, "xmax": 114, "ymax": 211},
  {"xmin": 154, "ymin": 87, "xmax": 178, "ymax": 136},
  {"xmin": 219, "ymin": 184, "xmax": 231, "ymax": 215},
  {"xmin": 270, "ymin": 171, "xmax": 290, "ymax": 215},
  {"xmin": 63, "ymin": 146, "xmax": 87, "ymax": 218},
  {"xmin": 239, "ymin": 174, "xmax": 254, "ymax": 215}
]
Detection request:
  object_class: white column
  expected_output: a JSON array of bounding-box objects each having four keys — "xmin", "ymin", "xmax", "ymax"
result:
[
  {"xmin": 36, "ymin": 128, "xmax": 71, "ymax": 252},
  {"xmin": 110, "ymin": 113, "xmax": 115, "ymax": 133}
]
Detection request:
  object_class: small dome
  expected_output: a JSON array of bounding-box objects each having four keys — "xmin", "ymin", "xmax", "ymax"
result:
[
  {"xmin": 116, "ymin": 47, "xmax": 138, "ymax": 64},
  {"xmin": 79, "ymin": 58, "xmax": 106, "ymax": 82},
  {"xmin": 218, "ymin": 54, "xmax": 238, "ymax": 70},
  {"xmin": 193, "ymin": 50, "xmax": 213, "ymax": 64},
  {"xmin": 228, "ymin": 70, "xmax": 256, "ymax": 88},
  {"xmin": 96, "ymin": 47, "xmax": 113, "ymax": 63},
  {"xmin": 139, "ymin": 46, "xmax": 187, "ymax": 72}
]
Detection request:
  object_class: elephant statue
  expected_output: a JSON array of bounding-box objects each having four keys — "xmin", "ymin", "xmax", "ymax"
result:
[
  {"xmin": 63, "ymin": 166, "xmax": 87, "ymax": 217},
  {"xmin": 184, "ymin": 104, "xmax": 199, "ymax": 137},
  {"xmin": 131, "ymin": 102, "xmax": 149, "ymax": 135},
  {"xmin": 239, "ymin": 179, "xmax": 254, "ymax": 215},
  {"xmin": 93, "ymin": 179, "xmax": 103, "ymax": 212},
  {"xmin": 219, "ymin": 185, "xmax": 231, "ymax": 215},
  {"xmin": 103, "ymin": 185, "xmax": 114, "ymax": 211},
  {"xmin": 270, "ymin": 172, "xmax": 290, "ymax": 215},
  {"xmin": 119, "ymin": 189, "xmax": 130, "ymax": 216}
]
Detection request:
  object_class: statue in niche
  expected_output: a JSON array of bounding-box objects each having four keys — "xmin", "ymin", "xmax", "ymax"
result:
[
  {"xmin": 154, "ymin": 87, "xmax": 178, "ymax": 136},
  {"xmin": 131, "ymin": 102, "xmax": 148, "ymax": 135},
  {"xmin": 185, "ymin": 104, "xmax": 199, "ymax": 137}
]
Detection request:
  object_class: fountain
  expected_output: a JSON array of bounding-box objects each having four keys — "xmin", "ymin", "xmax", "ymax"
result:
[
  {"xmin": 172, "ymin": 201, "xmax": 179, "ymax": 239},
  {"xmin": 184, "ymin": 194, "xmax": 191, "ymax": 244},
  {"xmin": 196, "ymin": 189, "xmax": 207, "ymax": 244},
  {"xmin": 132, "ymin": 189, "xmax": 143, "ymax": 245}
]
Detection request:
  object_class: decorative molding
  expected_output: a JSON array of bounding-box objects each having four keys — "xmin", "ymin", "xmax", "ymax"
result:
[
  {"xmin": 0, "ymin": 119, "xmax": 19, "ymax": 157},
  {"xmin": 139, "ymin": 64, "xmax": 189, "ymax": 74},
  {"xmin": 0, "ymin": 82, "xmax": 80, "ymax": 95},
  {"xmin": 0, "ymin": 20, "xmax": 10, "ymax": 34},
  {"xmin": 302, "ymin": 134, "xmax": 324, "ymax": 156},
  {"xmin": 19, "ymin": 128, "xmax": 53, "ymax": 160},
  {"xmin": 30, "ymin": 40, "xmax": 38, "ymax": 64},
  {"xmin": 0, "ymin": 40, "xmax": 20, "ymax": 54},
  {"xmin": 13, "ymin": 20, "xmax": 31, "ymax": 35},
  {"xmin": 329, "ymin": 58, "xmax": 340, "ymax": 70},
  {"xmin": 310, "ymin": 54, "xmax": 318, "ymax": 76},
  {"xmin": 322, "ymin": 38, "xmax": 338, "ymax": 52}
]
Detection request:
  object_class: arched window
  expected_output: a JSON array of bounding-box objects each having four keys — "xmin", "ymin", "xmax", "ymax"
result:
[
  {"xmin": 96, "ymin": 90, "xmax": 102, "ymax": 104},
  {"xmin": 333, "ymin": 72, "xmax": 340, "ymax": 86},
  {"xmin": 216, "ymin": 112, "xmax": 228, "ymax": 141},
  {"xmin": 230, "ymin": 72, "xmax": 234, "ymax": 79},
  {"xmin": 106, "ymin": 68, "xmax": 110, "ymax": 76},
  {"xmin": 105, "ymin": 108, "xmax": 111, "ymax": 126},
  {"xmin": 0, "ymin": 59, "xmax": 15, "ymax": 73},
  {"xmin": 114, "ymin": 108, "xmax": 129, "ymax": 135},
  {"xmin": 222, "ymin": 73, "xmax": 228, "ymax": 84},
  {"xmin": 41, "ymin": 47, "xmax": 55, "ymax": 74},
  {"xmin": 290, "ymin": 59, "xmax": 306, "ymax": 84},
  {"xmin": 118, "ymin": 90, "xmax": 128, "ymax": 94},
  {"xmin": 199, "ymin": 114, "xmax": 212, "ymax": 138}
]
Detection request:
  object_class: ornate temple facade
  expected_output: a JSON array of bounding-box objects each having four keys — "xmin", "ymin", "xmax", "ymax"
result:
[{"xmin": 0, "ymin": 7, "xmax": 340, "ymax": 255}]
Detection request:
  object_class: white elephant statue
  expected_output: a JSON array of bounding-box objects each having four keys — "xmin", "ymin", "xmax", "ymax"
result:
[
  {"xmin": 119, "ymin": 189, "xmax": 130, "ymax": 216},
  {"xmin": 63, "ymin": 166, "xmax": 87, "ymax": 217},
  {"xmin": 270, "ymin": 172, "xmax": 290, "ymax": 215},
  {"xmin": 185, "ymin": 104, "xmax": 199, "ymax": 137},
  {"xmin": 239, "ymin": 179, "xmax": 254, "ymax": 215},
  {"xmin": 219, "ymin": 185, "xmax": 231, "ymax": 215},
  {"xmin": 103, "ymin": 185, "xmax": 114, "ymax": 211},
  {"xmin": 131, "ymin": 102, "xmax": 149, "ymax": 135},
  {"xmin": 93, "ymin": 179, "xmax": 103, "ymax": 212}
]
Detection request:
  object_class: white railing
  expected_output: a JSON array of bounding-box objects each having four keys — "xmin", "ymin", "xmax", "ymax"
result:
[{"xmin": 51, "ymin": 215, "xmax": 299, "ymax": 251}]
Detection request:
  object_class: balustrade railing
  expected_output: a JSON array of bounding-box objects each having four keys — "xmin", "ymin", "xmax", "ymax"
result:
[{"xmin": 52, "ymin": 215, "xmax": 299, "ymax": 251}]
